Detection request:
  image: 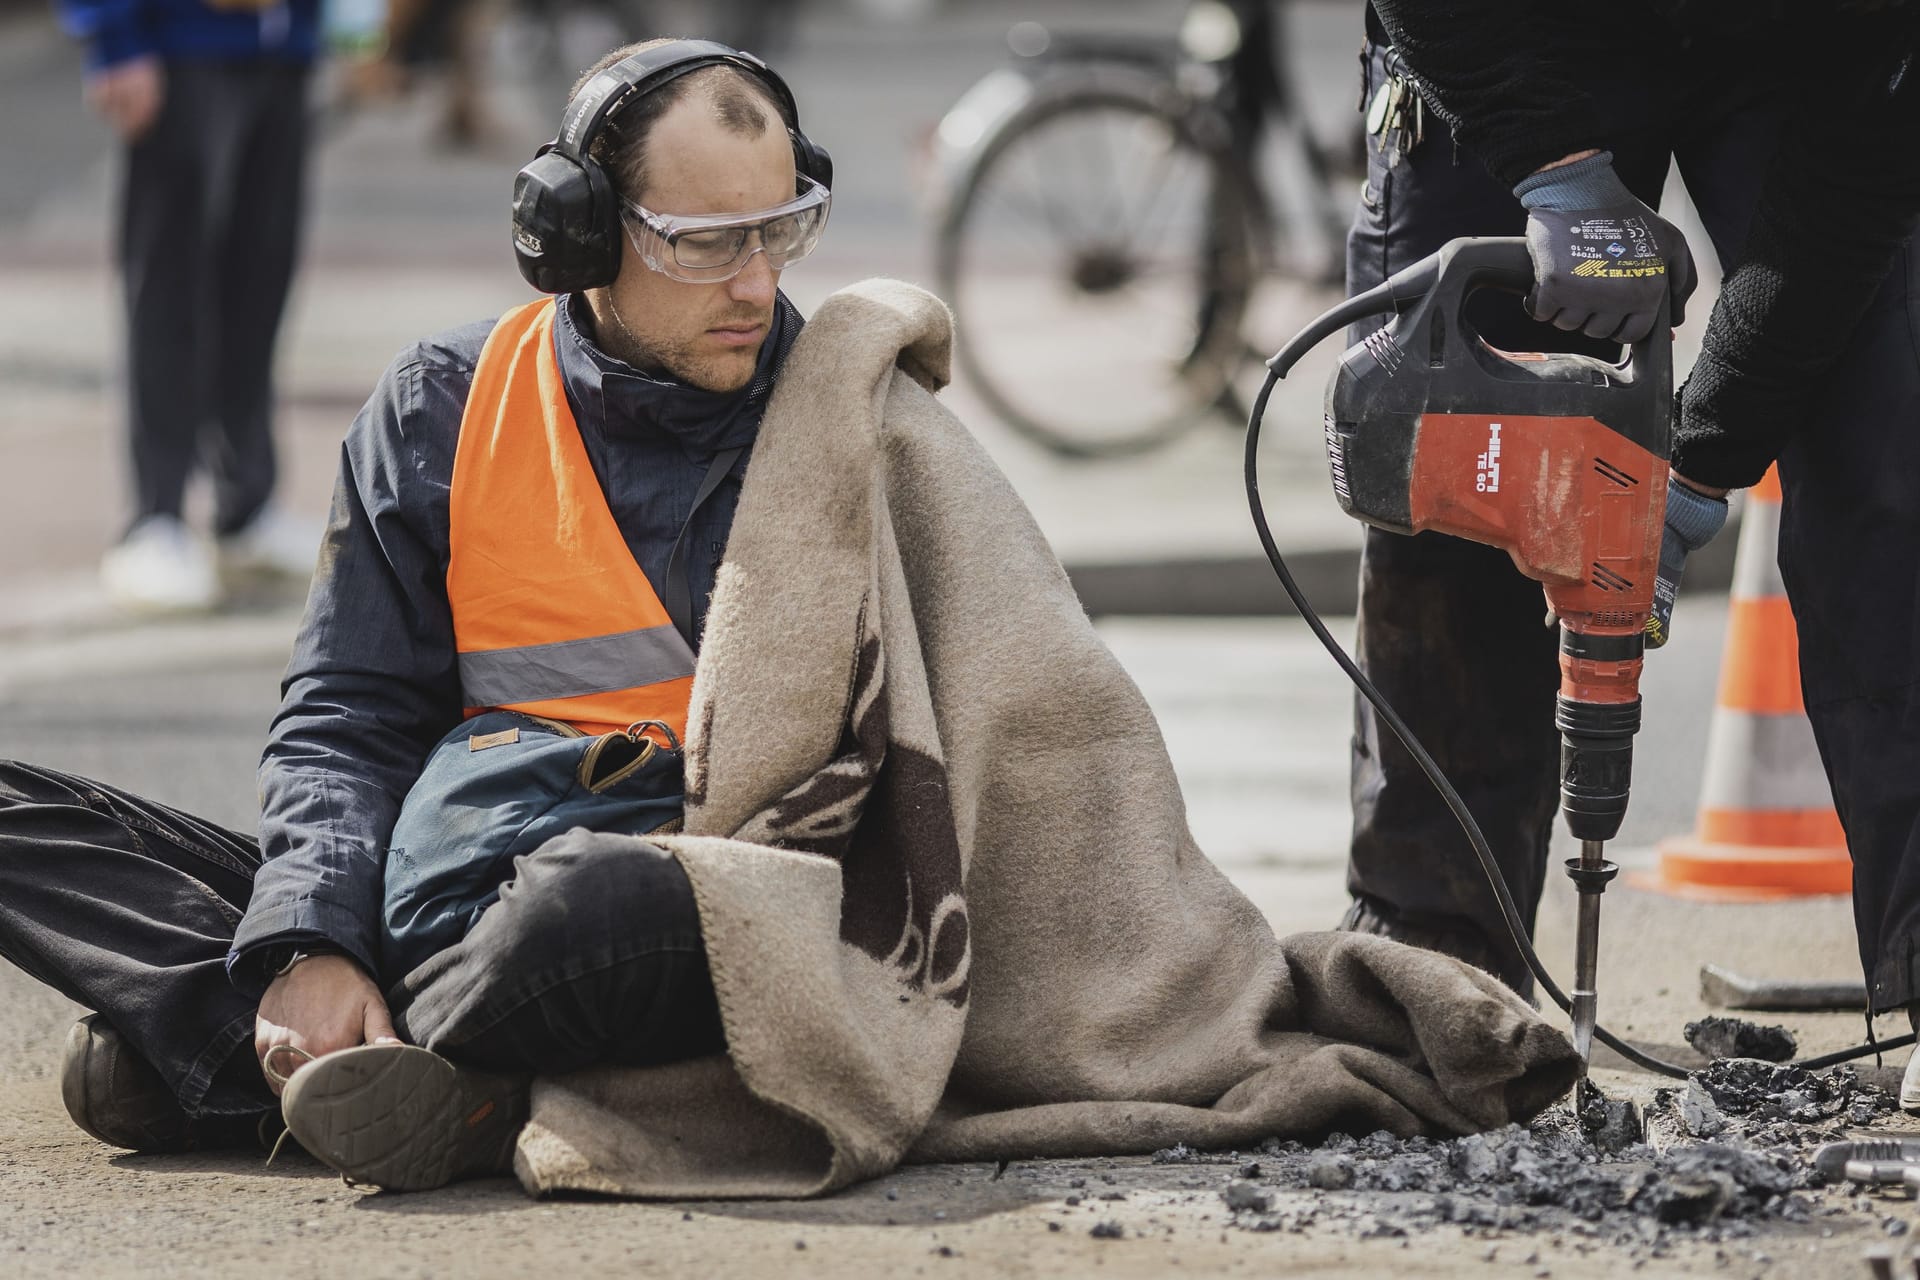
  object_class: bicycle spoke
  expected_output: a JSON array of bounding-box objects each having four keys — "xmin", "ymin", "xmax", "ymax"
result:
[
  {"xmin": 1109, "ymin": 127, "xmax": 1187, "ymax": 253},
  {"xmin": 971, "ymin": 181, "xmax": 1081, "ymax": 259},
  {"xmin": 1130, "ymin": 144, "xmax": 1218, "ymax": 269},
  {"xmin": 1085, "ymin": 106, "xmax": 1144, "ymax": 237},
  {"xmin": 938, "ymin": 90, "xmax": 1258, "ymax": 453},
  {"xmin": 1021, "ymin": 120, "xmax": 1097, "ymax": 247}
]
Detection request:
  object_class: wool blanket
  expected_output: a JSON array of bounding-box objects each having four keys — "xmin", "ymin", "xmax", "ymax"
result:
[{"xmin": 512, "ymin": 279, "xmax": 1581, "ymax": 1198}]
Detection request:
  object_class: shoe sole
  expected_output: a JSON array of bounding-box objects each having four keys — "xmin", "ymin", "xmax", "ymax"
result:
[{"xmin": 281, "ymin": 1045, "xmax": 524, "ymax": 1191}]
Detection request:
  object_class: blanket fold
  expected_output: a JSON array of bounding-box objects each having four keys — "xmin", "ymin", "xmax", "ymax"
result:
[{"xmin": 513, "ymin": 279, "xmax": 1580, "ymax": 1199}]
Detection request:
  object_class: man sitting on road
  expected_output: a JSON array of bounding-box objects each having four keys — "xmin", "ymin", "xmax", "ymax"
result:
[{"xmin": 0, "ymin": 40, "xmax": 1580, "ymax": 1198}]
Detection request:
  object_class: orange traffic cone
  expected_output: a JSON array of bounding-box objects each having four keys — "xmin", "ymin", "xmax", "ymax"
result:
[{"xmin": 1649, "ymin": 466, "xmax": 1852, "ymax": 900}]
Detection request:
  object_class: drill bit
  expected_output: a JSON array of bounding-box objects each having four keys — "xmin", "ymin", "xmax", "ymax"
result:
[{"xmin": 1570, "ymin": 837, "xmax": 1606, "ymax": 1068}]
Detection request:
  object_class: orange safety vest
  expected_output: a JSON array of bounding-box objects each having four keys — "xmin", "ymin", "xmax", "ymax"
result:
[{"xmin": 447, "ymin": 298, "xmax": 694, "ymax": 741}]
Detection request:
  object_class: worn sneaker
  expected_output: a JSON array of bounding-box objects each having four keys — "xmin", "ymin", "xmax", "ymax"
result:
[
  {"xmin": 100, "ymin": 515, "xmax": 220, "ymax": 613},
  {"xmin": 216, "ymin": 501, "xmax": 321, "ymax": 580},
  {"xmin": 280, "ymin": 1043, "xmax": 529, "ymax": 1191},
  {"xmin": 61, "ymin": 1014, "xmax": 276, "ymax": 1152}
]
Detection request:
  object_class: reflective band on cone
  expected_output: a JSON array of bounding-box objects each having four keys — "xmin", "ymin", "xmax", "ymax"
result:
[{"xmin": 1649, "ymin": 465, "xmax": 1851, "ymax": 901}]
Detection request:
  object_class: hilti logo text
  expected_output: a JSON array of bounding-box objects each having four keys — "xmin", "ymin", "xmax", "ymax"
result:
[{"xmin": 1475, "ymin": 424, "xmax": 1502, "ymax": 493}]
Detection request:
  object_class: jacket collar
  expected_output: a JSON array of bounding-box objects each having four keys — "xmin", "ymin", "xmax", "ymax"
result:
[{"xmin": 554, "ymin": 290, "xmax": 803, "ymax": 458}]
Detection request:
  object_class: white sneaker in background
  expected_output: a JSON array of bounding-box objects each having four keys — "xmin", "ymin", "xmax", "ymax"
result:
[
  {"xmin": 217, "ymin": 502, "xmax": 322, "ymax": 580},
  {"xmin": 100, "ymin": 515, "xmax": 221, "ymax": 614},
  {"xmin": 1903, "ymin": 1039, "xmax": 1920, "ymax": 1114}
]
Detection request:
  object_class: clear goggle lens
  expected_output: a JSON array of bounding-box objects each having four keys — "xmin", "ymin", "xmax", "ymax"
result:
[{"xmin": 622, "ymin": 176, "xmax": 831, "ymax": 283}]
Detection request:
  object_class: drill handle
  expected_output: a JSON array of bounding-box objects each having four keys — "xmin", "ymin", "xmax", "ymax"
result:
[
  {"xmin": 1422, "ymin": 239, "xmax": 1674, "ymax": 420},
  {"xmin": 1425, "ymin": 237, "xmax": 1536, "ymax": 305},
  {"xmin": 1262, "ymin": 241, "xmax": 1479, "ymax": 378}
]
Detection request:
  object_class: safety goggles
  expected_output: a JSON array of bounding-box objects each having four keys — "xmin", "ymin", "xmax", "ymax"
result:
[{"xmin": 620, "ymin": 175, "xmax": 831, "ymax": 284}]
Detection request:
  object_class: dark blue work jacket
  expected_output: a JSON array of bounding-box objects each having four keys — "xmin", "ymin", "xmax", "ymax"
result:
[{"xmin": 229, "ymin": 291, "xmax": 803, "ymax": 987}]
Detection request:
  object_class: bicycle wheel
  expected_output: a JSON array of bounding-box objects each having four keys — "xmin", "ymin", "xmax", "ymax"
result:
[{"xmin": 936, "ymin": 82, "xmax": 1257, "ymax": 459}]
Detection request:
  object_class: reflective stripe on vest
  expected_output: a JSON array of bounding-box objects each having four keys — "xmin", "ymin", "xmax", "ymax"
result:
[{"xmin": 447, "ymin": 298, "xmax": 695, "ymax": 739}]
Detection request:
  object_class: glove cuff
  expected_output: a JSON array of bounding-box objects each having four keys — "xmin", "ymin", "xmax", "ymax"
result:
[
  {"xmin": 1665, "ymin": 475, "xmax": 1729, "ymax": 553},
  {"xmin": 1512, "ymin": 150, "xmax": 1627, "ymax": 212}
]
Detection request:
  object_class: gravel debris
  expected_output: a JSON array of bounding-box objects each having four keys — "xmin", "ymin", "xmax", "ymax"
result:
[
  {"xmin": 1688, "ymin": 1058, "xmax": 1893, "ymax": 1128},
  {"xmin": 1223, "ymin": 1181, "xmax": 1274, "ymax": 1213},
  {"xmin": 1307, "ymin": 1153, "xmax": 1356, "ymax": 1190},
  {"xmin": 1145, "ymin": 1061, "xmax": 1898, "ymax": 1254},
  {"xmin": 1684, "ymin": 1018, "xmax": 1798, "ymax": 1063}
]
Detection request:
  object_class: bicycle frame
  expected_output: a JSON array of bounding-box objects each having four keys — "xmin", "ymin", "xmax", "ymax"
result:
[{"xmin": 924, "ymin": 4, "xmax": 1350, "ymax": 456}]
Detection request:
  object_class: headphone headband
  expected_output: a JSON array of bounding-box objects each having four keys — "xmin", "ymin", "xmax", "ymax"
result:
[
  {"xmin": 556, "ymin": 40, "xmax": 801, "ymax": 164},
  {"xmin": 511, "ymin": 39, "xmax": 831, "ymax": 294}
]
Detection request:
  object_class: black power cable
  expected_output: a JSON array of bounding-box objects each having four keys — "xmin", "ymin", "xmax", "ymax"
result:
[{"xmin": 1245, "ymin": 338, "xmax": 1914, "ymax": 1078}]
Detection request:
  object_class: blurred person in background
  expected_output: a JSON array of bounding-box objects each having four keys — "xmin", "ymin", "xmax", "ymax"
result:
[
  {"xmin": 58, "ymin": 0, "xmax": 324, "ymax": 612},
  {"xmin": 339, "ymin": 0, "xmax": 499, "ymax": 146}
]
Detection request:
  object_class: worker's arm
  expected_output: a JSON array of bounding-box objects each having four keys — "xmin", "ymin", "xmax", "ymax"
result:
[
  {"xmin": 1645, "ymin": 475, "xmax": 1729, "ymax": 650},
  {"xmin": 1672, "ymin": 25, "xmax": 1920, "ymax": 492},
  {"xmin": 234, "ymin": 337, "xmax": 476, "ymax": 1084},
  {"xmin": 1367, "ymin": 1, "xmax": 1695, "ymax": 344},
  {"xmin": 1657, "ymin": 19, "xmax": 1920, "ymax": 644}
]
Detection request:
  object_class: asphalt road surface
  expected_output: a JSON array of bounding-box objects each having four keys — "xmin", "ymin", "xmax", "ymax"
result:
[
  {"xmin": 0, "ymin": 1, "xmax": 1907, "ymax": 1275},
  {"xmin": 0, "ymin": 597, "xmax": 1907, "ymax": 1280}
]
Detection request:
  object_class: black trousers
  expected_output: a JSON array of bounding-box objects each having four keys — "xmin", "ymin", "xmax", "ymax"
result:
[
  {"xmin": 0, "ymin": 762, "xmax": 724, "ymax": 1121},
  {"xmin": 120, "ymin": 59, "xmax": 309, "ymax": 536},
  {"xmin": 1344, "ymin": 43, "xmax": 1920, "ymax": 1008}
]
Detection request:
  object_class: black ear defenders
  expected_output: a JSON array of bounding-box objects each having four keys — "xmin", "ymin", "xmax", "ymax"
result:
[{"xmin": 510, "ymin": 39, "xmax": 832, "ymax": 294}]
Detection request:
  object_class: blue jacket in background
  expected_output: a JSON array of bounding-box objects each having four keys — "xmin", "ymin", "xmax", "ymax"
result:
[{"xmin": 56, "ymin": 0, "xmax": 322, "ymax": 71}]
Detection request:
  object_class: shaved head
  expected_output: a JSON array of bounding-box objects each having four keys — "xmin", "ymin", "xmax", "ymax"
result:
[{"xmin": 571, "ymin": 40, "xmax": 789, "ymax": 205}]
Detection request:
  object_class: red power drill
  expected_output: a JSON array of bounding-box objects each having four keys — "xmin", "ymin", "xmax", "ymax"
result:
[{"xmin": 1265, "ymin": 237, "xmax": 1671, "ymax": 1065}]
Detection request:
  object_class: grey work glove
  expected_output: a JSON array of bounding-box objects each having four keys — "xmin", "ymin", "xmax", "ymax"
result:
[
  {"xmin": 1646, "ymin": 474, "xmax": 1729, "ymax": 649},
  {"xmin": 1513, "ymin": 151, "xmax": 1697, "ymax": 344}
]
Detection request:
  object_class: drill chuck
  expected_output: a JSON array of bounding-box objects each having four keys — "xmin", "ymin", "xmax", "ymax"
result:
[
  {"xmin": 1556, "ymin": 695, "xmax": 1641, "ymax": 843},
  {"xmin": 1555, "ymin": 628, "xmax": 1646, "ymax": 844}
]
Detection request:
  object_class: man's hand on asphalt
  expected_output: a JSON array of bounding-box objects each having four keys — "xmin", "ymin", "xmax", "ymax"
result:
[
  {"xmin": 254, "ymin": 953, "xmax": 400, "ymax": 1096},
  {"xmin": 1646, "ymin": 471, "xmax": 1730, "ymax": 649},
  {"xmin": 1514, "ymin": 150, "xmax": 1697, "ymax": 344},
  {"xmin": 84, "ymin": 56, "xmax": 165, "ymax": 142}
]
